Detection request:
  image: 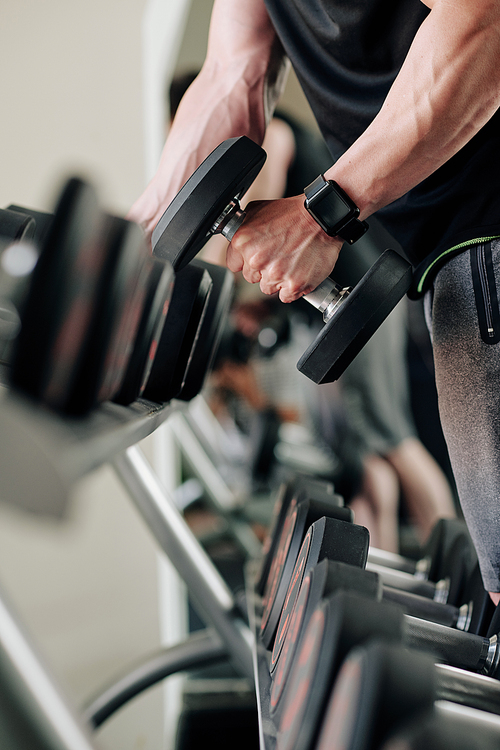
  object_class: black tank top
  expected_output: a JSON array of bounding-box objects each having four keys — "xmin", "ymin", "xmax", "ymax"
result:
[{"xmin": 265, "ymin": 0, "xmax": 500, "ymax": 288}]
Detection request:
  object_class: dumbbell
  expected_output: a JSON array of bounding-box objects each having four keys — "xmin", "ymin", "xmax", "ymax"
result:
[
  {"xmin": 277, "ymin": 564, "xmax": 500, "ymax": 688},
  {"xmin": 269, "ymin": 552, "xmax": 490, "ymax": 718},
  {"xmin": 270, "ymin": 519, "xmax": 490, "ymax": 671},
  {"xmin": 273, "ymin": 594, "xmax": 500, "ymax": 750},
  {"xmin": 3, "ymin": 181, "xmax": 232, "ymax": 412},
  {"xmin": 255, "ymin": 477, "xmax": 343, "ymax": 597},
  {"xmin": 141, "ymin": 263, "xmax": 213, "ymax": 403},
  {"xmin": 260, "ymin": 514, "xmax": 479, "ymax": 657},
  {"xmin": 259, "ymin": 496, "xmax": 362, "ymax": 649},
  {"xmin": 2, "ymin": 180, "xmax": 174, "ymax": 414},
  {"xmin": 0, "ymin": 207, "xmax": 36, "ymax": 245},
  {"xmin": 258, "ymin": 475, "xmax": 475, "ymax": 603},
  {"xmin": 366, "ymin": 534, "xmax": 474, "ymax": 608},
  {"xmin": 258, "ymin": 477, "xmax": 485, "ymax": 634},
  {"xmin": 141, "ymin": 258, "xmax": 234, "ymax": 404},
  {"xmin": 175, "ymin": 259, "xmax": 234, "ymax": 402},
  {"xmin": 316, "ymin": 640, "xmax": 500, "ymax": 750},
  {"xmin": 367, "ymin": 516, "xmax": 476, "ymax": 584},
  {"xmin": 151, "ymin": 136, "xmax": 413, "ymax": 384}
]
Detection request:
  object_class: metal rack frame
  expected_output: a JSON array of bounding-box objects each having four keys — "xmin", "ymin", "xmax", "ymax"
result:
[{"xmin": 0, "ymin": 391, "xmax": 256, "ymax": 749}]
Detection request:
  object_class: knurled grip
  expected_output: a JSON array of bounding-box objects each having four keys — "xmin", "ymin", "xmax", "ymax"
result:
[
  {"xmin": 404, "ymin": 615, "xmax": 490, "ymax": 673},
  {"xmin": 383, "ymin": 587, "xmax": 459, "ymax": 628},
  {"xmin": 366, "ymin": 562, "xmax": 439, "ymax": 600}
]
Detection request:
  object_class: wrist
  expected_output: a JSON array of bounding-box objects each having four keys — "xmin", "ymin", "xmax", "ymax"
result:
[{"xmin": 303, "ymin": 175, "xmax": 368, "ymax": 244}]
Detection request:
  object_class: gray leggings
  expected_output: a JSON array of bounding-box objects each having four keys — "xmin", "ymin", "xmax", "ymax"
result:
[{"xmin": 426, "ymin": 239, "xmax": 500, "ymax": 592}]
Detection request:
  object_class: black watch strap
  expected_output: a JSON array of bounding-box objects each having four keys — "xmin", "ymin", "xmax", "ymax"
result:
[{"xmin": 303, "ymin": 176, "xmax": 368, "ymax": 244}]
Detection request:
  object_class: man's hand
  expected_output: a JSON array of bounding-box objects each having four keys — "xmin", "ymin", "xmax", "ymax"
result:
[{"xmin": 226, "ymin": 194, "xmax": 343, "ymax": 303}]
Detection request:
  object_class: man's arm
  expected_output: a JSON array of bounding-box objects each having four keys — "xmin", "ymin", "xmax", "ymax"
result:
[
  {"xmin": 227, "ymin": 0, "xmax": 500, "ymax": 302},
  {"xmin": 128, "ymin": 0, "xmax": 288, "ymax": 239}
]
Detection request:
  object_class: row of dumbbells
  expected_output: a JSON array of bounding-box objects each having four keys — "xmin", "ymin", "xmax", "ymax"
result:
[
  {"xmin": 0, "ymin": 178, "xmax": 234, "ymax": 415},
  {"xmin": 254, "ymin": 476, "xmax": 500, "ymax": 750}
]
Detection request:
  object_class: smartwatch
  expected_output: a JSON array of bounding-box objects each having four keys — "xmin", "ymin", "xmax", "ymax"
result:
[{"xmin": 303, "ymin": 175, "xmax": 368, "ymax": 244}]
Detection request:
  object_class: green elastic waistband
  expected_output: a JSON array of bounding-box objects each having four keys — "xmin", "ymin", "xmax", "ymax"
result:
[{"xmin": 412, "ymin": 235, "xmax": 500, "ymax": 298}]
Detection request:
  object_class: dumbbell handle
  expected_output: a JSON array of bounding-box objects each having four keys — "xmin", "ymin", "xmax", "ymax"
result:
[
  {"xmin": 404, "ymin": 615, "xmax": 500, "ymax": 678},
  {"xmin": 436, "ymin": 663, "xmax": 500, "ymax": 716},
  {"xmin": 212, "ymin": 201, "xmax": 351, "ymax": 322},
  {"xmin": 367, "ymin": 546, "xmax": 431, "ymax": 578},
  {"xmin": 366, "ymin": 561, "xmax": 449, "ymax": 602},
  {"xmin": 383, "ymin": 585, "xmax": 471, "ymax": 630}
]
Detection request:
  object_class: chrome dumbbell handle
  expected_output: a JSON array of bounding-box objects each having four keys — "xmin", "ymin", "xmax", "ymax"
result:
[{"xmin": 211, "ymin": 199, "xmax": 351, "ymax": 322}]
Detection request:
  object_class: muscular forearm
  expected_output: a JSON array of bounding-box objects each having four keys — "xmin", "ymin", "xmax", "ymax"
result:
[
  {"xmin": 327, "ymin": 0, "xmax": 500, "ymax": 221},
  {"xmin": 129, "ymin": 0, "xmax": 288, "ymax": 237}
]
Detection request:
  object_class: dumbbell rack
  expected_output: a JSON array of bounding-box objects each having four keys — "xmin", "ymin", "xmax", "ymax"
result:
[
  {"xmin": 0, "ymin": 381, "xmax": 256, "ymax": 750},
  {"xmin": 246, "ymin": 578, "xmax": 278, "ymax": 750}
]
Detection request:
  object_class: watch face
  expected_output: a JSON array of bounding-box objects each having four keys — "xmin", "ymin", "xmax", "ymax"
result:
[{"xmin": 314, "ymin": 187, "xmax": 352, "ymax": 227}]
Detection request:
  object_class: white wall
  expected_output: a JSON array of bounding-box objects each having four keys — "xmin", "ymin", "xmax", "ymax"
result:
[
  {"xmin": 0, "ymin": 3, "xmax": 167, "ymax": 749},
  {"xmin": 0, "ymin": 0, "xmax": 146, "ymax": 214}
]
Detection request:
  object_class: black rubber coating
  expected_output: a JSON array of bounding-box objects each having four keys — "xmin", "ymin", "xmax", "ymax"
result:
[
  {"xmin": 113, "ymin": 257, "xmax": 174, "ymax": 405},
  {"xmin": 152, "ymin": 136, "xmax": 266, "ymax": 271},
  {"xmin": 260, "ymin": 506, "xmax": 368, "ymax": 649},
  {"xmin": 465, "ymin": 563, "xmax": 493, "ymax": 636},
  {"xmin": 486, "ymin": 599, "xmax": 500, "ymax": 639},
  {"xmin": 66, "ymin": 215, "xmax": 150, "ymax": 412},
  {"xmin": 10, "ymin": 178, "xmax": 106, "ymax": 414},
  {"xmin": 256, "ymin": 482, "xmax": 296, "ymax": 597},
  {"xmin": 276, "ymin": 592, "xmax": 404, "ymax": 750},
  {"xmin": 382, "ymin": 586, "xmax": 460, "ymax": 628},
  {"xmin": 176, "ymin": 259, "xmax": 234, "ymax": 401},
  {"xmin": 423, "ymin": 518, "xmax": 473, "ymax": 583},
  {"xmin": 316, "ymin": 641, "xmax": 436, "ymax": 750},
  {"xmin": 142, "ymin": 265, "xmax": 212, "ymax": 403},
  {"xmin": 270, "ymin": 559, "xmax": 381, "ymax": 717},
  {"xmin": 403, "ymin": 615, "xmax": 490, "ymax": 674},
  {"xmin": 297, "ymin": 249, "xmax": 413, "ymax": 383},
  {"xmin": 256, "ymin": 483, "xmax": 348, "ymax": 598},
  {"xmin": 441, "ymin": 535, "xmax": 472, "ymax": 607}
]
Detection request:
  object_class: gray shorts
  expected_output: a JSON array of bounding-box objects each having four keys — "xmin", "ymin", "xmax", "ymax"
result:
[
  {"xmin": 340, "ymin": 299, "xmax": 417, "ymax": 457},
  {"xmin": 426, "ymin": 239, "xmax": 500, "ymax": 591}
]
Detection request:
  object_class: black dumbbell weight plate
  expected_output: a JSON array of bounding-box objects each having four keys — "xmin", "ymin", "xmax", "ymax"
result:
[
  {"xmin": 256, "ymin": 479, "xmax": 346, "ymax": 598},
  {"xmin": 142, "ymin": 265, "xmax": 213, "ymax": 403},
  {"xmin": 315, "ymin": 641, "xmax": 436, "ymax": 750},
  {"xmin": 270, "ymin": 558, "xmax": 380, "ymax": 717},
  {"xmin": 93, "ymin": 218, "xmax": 151, "ymax": 405},
  {"xmin": 63, "ymin": 216, "xmax": 150, "ymax": 412},
  {"xmin": 256, "ymin": 482, "xmax": 295, "ymax": 597},
  {"xmin": 261, "ymin": 502, "xmax": 366, "ymax": 650},
  {"xmin": 113, "ymin": 256, "xmax": 174, "ymax": 405},
  {"xmin": 423, "ymin": 517, "xmax": 474, "ymax": 583},
  {"xmin": 276, "ymin": 592, "xmax": 404, "ymax": 750},
  {"xmin": 10, "ymin": 178, "xmax": 107, "ymax": 413},
  {"xmin": 152, "ymin": 136, "xmax": 266, "ymax": 270},
  {"xmin": 271, "ymin": 520, "xmax": 373, "ymax": 673},
  {"xmin": 297, "ymin": 249, "xmax": 413, "ymax": 384},
  {"xmin": 176, "ymin": 259, "xmax": 234, "ymax": 401}
]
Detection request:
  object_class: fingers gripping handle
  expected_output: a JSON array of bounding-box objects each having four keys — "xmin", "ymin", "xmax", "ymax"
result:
[{"xmin": 213, "ymin": 200, "xmax": 350, "ymax": 321}]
